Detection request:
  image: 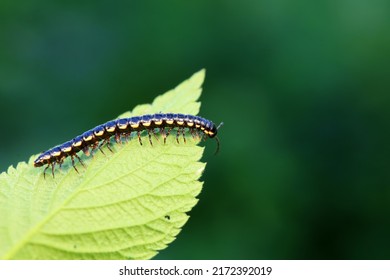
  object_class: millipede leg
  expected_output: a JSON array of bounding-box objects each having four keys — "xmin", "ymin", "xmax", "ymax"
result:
[
  {"xmin": 124, "ymin": 132, "xmax": 131, "ymax": 142},
  {"xmin": 115, "ymin": 133, "xmax": 121, "ymax": 144},
  {"xmin": 137, "ymin": 131, "xmax": 143, "ymax": 145},
  {"xmin": 90, "ymin": 142, "xmax": 98, "ymax": 156},
  {"xmin": 148, "ymin": 129, "xmax": 153, "ymax": 146},
  {"xmin": 97, "ymin": 141, "xmax": 105, "ymax": 156},
  {"xmin": 43, "ymin": 164, "xmax": 50, "ymax": 179},
  {"xmin": 98, "ymin": 145, "xmax": 106, "ymax": 155},
  {"xmin": 197, "ymin": 130, "xmax": 201, "ymax": 140},
  {"xmin": 106, "ymin": 141, "xmax": 114, "ymax": 153},
  {"xmin": 176, "ymin": 128, "xmax": 181, "ymax": 144},
  {"xmin": 70, "ymin": 155, "xmax": 79, "ymax": 173},
  {"xmin": 83, "ymin": 146, "xmax": 90, "ymax": 156},
  {"xmin": 192, "ymin": 128, "xmax": 200, "ymax": 140},
  {"xmin": 182, "ymin": 128, "xmax": 186, "ymax": 144},
  {"xmin": 100, "ymin": 138, "xmax": 113, "ymax": 153},
  {"xmin": 91, "ymin": 145, "xmax": 97, "ymax": 156},
  {"xmin": 190, "ymin": 128, "xmax": 197, "ymax": 139},
  {"xmin": 160, "ymin": 128, "xmax": 167, "ymax": 143},
  {"xmin": 165, "ymin": 127, "xmax": 172, "ymax": 144},
  {"xmin": 74, "ymin": 153, "xmax": 85, "ymax": 168},
  {"xmin": 153, "ymin": 129, "xmax": 160, "ymax": 143},
  {"xmin": 51, "ymin": 162, "xmax": 56, "ymax": 178}
]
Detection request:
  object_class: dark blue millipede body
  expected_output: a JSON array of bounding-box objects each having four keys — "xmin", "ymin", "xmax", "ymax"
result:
[{"xmin": 34, "ymin": 113, "xmax": 223, "ymax": 178}]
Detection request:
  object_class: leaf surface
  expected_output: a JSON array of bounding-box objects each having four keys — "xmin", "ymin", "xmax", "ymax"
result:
[{"xmin": 0, "ymin": 70, "xmax": 206, "ymax": 259}]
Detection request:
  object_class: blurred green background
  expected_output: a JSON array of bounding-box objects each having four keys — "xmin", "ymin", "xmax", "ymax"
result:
[{"xmin": 1, "ymin": 0, "xmax": 390, "ymax": 259}]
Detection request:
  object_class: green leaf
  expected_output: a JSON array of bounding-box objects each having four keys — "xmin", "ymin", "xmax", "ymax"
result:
[{"xmin": 0, "ymin": 69, "xmax": 206, "ymax": 259}]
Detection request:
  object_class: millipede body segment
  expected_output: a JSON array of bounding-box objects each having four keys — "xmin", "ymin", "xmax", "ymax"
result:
[{"xmin": 34, "ymin": 113, "xmax": 222, "ymax": 178}]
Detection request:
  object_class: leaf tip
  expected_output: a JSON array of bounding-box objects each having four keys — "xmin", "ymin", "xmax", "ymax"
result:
[{"xmin": 190, "ymin": 69, "xmax": 206, "ymax": 88}]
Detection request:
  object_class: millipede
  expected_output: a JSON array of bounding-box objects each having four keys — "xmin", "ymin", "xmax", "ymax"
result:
[{"xmin": 34, "ymin": 113, "xmax": 223, "ymax": 178}]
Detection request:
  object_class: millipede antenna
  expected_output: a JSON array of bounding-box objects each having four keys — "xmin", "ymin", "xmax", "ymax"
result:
[{"xmin": 214, "ymin": 122, "xmax": 224, "ymax": 155}]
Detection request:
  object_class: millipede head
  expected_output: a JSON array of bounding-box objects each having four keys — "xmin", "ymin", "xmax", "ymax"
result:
[
  {"xmin": 207, "ymin": 121, "xmax": 222, "ymax": 139},
  {"xmin": 34, "ymin": 151, "xmax": 51, "ymax": 167}
]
